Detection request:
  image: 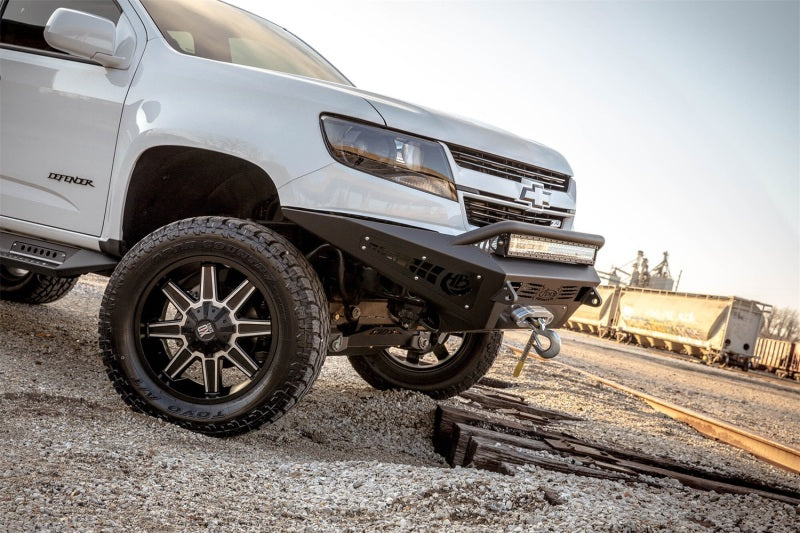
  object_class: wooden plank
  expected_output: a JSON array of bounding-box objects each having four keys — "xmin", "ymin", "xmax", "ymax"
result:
[
  {"xmin": 435, "ymin": 405, "xmax": 578, "ymax": 457},
  {"xmin": 460, "ymin": 389, "xmax": 582, "ymax": 421},
  {"xmin": 611, "ymin": 459, "xmax": 800, "ymax": 506},
  {"xmin": 470, "ymin": 458, "xmax": 518, "ymax": 476},
  {"xmin": 465, "ymin": 436, "xmax": 632, "ymax": 481},
  {"xmin": 471, "ymin": 384, "xmax": 526, "ymax": 402},
  {"xmin": 548, "ymin": 433, "xmax": 800, "ymax": 499},
  {"xmin": 449, "ymin": 422, "xmax": 551, "ymax": 467}
]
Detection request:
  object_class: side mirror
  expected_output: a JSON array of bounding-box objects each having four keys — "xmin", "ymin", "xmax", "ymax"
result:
[{"xmin": 44, "ymin": 8, "xmax": 134, "ymax": 69}]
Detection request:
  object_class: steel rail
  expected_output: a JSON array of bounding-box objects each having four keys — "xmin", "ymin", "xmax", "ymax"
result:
[{"xmin": 504, "ymin": 344, "xmax": 800, "ymax": 475}]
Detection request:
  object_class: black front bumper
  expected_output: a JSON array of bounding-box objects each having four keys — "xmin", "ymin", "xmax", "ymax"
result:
[{"xmin": 284, "ymin": 209, "xmax": 604, "ymax": 332}]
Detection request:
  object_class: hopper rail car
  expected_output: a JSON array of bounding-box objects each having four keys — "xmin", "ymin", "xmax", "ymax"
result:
[{"xmin": 564, "ymin": 286, "xmax": 798, "ymax": 378}]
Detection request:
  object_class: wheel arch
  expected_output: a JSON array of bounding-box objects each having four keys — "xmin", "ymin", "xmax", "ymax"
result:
[{"xmin": 119, "ymin": 146, "xmax": 281, "ymax": 252}]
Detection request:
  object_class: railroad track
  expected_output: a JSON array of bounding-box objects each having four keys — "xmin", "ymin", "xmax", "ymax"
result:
[{"xmin": 504, "ymin": 343, "xmax": 800, "ymax": 476}]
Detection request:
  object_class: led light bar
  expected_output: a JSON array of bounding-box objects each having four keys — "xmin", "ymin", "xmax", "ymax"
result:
[{"xmin": 500, "ymin": 234, "xmax": 598, "ymax": 265}]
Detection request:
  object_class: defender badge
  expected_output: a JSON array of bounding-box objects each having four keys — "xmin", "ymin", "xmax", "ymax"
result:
[{"xmin": 47, "ymin": 172, "xmax": 95, "ymax": 187}]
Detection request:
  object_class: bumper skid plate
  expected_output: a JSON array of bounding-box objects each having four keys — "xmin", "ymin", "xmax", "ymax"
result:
[{"xmin": 284, "ymin": 209, "xmax": 604, "ymax": 332}]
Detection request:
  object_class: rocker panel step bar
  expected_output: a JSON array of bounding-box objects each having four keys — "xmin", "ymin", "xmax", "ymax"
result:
[{"xmin": 0, "ymin": 231, "xmax": 118, "ymax": 277}]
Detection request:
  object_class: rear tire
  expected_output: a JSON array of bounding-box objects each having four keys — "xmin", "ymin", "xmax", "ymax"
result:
[
  {"xmin": 99, "ymin": 217, "xmax": 328, "ymax": 436},
  {"xmin": 348, "ymin": 331, "xmax": 502, "ymax": 399},
  {"xmin": 0, "ymin": 266, "xmax": 77, "ymax": 304}
]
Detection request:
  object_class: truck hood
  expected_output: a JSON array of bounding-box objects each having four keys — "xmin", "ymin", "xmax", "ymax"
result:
[{"xmin": 354, "ymin": 91, "xmax": 573, "ymax": 176}]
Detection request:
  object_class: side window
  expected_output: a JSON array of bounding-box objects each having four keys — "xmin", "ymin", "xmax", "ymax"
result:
[{"xmin": 1, "ymin": 0, "xmax": 122, "ymax": 54}]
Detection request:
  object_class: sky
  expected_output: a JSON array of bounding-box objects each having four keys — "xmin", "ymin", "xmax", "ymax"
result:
[{"xmin": 232, "ymin": 0, "xmax": 800, "ymax": 310}]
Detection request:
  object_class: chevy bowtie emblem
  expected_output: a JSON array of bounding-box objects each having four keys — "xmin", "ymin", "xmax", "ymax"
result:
[{"xmin": 519, "ymin": 184, "xmax": 551, "ymax": 208}]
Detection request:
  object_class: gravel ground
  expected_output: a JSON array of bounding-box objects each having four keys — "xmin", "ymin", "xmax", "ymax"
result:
[
  {"xmin": 532, "ymin": 330, "xmax": 800, "ymax": 449},
  {"xmin": 503, "ymin": 330, "xmax": 800, "ymax": 490},
  {"xmin": 1, "ymin": 275, "xmax": 798, "ymax": 531}
]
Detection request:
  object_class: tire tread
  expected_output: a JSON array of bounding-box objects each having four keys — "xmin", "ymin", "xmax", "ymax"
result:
[{"xmin": 0, "ymin": 272, "xmax": 78, "ymax": 304}]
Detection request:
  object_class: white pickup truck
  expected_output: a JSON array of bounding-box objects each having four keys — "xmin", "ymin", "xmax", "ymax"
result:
[{"xmin": 0, "ymin": 0, "xmax": 604, "ymax": 436}]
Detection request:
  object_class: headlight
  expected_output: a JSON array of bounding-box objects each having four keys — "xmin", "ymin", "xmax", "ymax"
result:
[
  {"xmin": 321, "ymin": 115, "xmax": 456, "ymax": 201},
  {"xmin": 496, "ymin": 233, "xmax": 598, "ymax": 265}
]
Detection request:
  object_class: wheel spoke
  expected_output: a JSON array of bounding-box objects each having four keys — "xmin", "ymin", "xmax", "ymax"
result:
[
  {"xmin": 200, "ymin": 264, "xmax": 218, "ymax": 302},
  {"xmin": 163, "ymin": 348, "xmax": 198, "ymax": 379},
  {"xmin": 146, "ymin": 320, "xmax": 183, "ymax": 339},
  {"xmin": 223, "ymin": 279, "xmax": 256, "ymax": 314},
  {"xmin": 433, "ymin": 344, "xmax": 450, "ymax": 361},
  {"xmin": 236, "ymin": 319, "xmax": 272, "ymax": 337},
  {"xmin": 224, "ymin": 344, "xmax": 259, "ymax": 377},
  {"xmin": 405, "ymin": 351, "xmax": 421, "ymax": 365},
  {"xmin": 162, "ymin": 281, "xmax": 195, "ymax": 313},
  {"xmin": 202, "ymin": 357, "xmax": 221, "ymax": 395}
]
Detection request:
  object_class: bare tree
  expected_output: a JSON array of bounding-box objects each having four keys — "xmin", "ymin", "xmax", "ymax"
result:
[{"xmin": 761, "ymin": 307, "xmax": 800, "ymax": 342}]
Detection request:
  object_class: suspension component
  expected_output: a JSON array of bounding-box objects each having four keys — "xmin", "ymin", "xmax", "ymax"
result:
[{"xmin": 510, "ymin": 305, "xmax": 562, "ymax": 377}]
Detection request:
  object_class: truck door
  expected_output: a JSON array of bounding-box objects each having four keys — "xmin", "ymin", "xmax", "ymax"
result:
[{"xmin": 0, "ymin": 0, "xmax": 142, "ymax": 236}]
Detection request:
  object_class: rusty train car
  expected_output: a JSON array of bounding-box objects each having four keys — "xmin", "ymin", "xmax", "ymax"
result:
[
  {"xmin": 752, "ymin": 337, "xmax": 800, "ymax": 379},
  {"xmin": 565, "ymin": 286, "xmax": 798, "ymax": 377}
]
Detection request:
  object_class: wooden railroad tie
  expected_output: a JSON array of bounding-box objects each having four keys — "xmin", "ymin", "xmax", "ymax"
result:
[{"xmin": 435, "ymin": 388, "xmax": 800, "ymax": 506}]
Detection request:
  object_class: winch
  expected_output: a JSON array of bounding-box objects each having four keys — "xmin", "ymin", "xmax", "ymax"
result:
[{"xmin": 510, "ymin": 305, "xmax": 562, "ymax": 377}]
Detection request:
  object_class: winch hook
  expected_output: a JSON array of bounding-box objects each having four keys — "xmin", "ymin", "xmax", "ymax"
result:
[{"xmin": 510, "ymin": 305, "xmax": 562, "ymax": 377}]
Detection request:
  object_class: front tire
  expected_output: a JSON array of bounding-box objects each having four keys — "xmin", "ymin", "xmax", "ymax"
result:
[
  {"xmin": 0, "ymin": 266, "xmax": 77, "ymax": 304},
  {"xmin": 348, "ymin": 331, "xmax": 502, "ymax": 399},
  {"xmin": 99, "ymin": 217, "xmax": 328, "ymax": 436}
]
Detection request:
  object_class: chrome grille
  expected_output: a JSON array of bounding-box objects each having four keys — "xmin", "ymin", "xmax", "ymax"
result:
[
  {"xmin": 464, "ymin": 197, "xmax": 563, "ymax": 228},
  {"xmin": 449, "ymin": 146, "xmax": 570, "ymax": 192}
]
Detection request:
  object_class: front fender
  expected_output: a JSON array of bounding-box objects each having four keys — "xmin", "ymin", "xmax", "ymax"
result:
[{"xmin": 103, "ymin": 38, "xmax": 384, "ymax": 240}]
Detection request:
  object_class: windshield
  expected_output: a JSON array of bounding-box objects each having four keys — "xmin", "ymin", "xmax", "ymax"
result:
[{"xmin": 139, "ymin": 0, "xmax": 351, "ymax": 85}]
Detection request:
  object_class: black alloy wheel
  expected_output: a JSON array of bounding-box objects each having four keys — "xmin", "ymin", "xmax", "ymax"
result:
[{"xmin": 137, "ymin": 259, "xmax": 275, "ymax": 402}]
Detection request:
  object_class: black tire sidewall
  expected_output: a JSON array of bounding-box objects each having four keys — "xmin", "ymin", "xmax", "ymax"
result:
[
  {"xmin": 0, "ymin": 266, "xmax": 77, "ymax": 304},
  {"xmin": 0, "ymin": 266, "xmax": 35, "ymax": 293}
]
